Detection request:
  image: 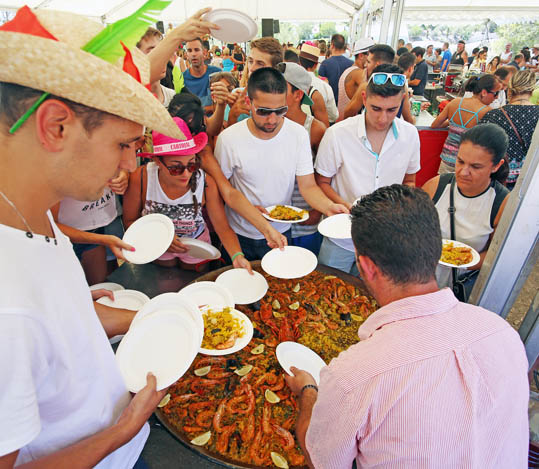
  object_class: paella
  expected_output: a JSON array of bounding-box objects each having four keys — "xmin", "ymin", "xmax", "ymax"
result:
[{"xmin": 157, "ymin": 266, "xmax": 378, "ymax": 468}]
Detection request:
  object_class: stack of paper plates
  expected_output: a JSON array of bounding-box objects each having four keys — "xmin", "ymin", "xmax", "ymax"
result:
[
  {"xmin": 116, "ymin": 310, "xmax": 200, "ymax": 392},
  {"xmin": 96, "ymin": 289, "xmax": 150, "ymax": 344}
]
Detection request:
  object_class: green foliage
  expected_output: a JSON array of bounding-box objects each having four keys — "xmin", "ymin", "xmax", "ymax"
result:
[{"xmin": 494, "ymin": 22, "xmax": 539, "ymax": 55}]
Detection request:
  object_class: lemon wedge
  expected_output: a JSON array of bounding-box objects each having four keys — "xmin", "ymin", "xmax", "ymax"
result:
[
  {"xmin": 273, "ymin": 310, "xmax": 285, "ymax": 318},
  {"xmin": 194, "ymin": 366, "xmax": 211, "ymax": 376},
  {"xmin": 292, "ymin": 283, "xmax": 301, "ymax": 293},
  {"xmin": 157, "ymin": 393, "xmax": 170, "ymax": 408},
  {"xmin": 265, "ymin": 389, "xmax": 280, "ymax": 403},
  {"xmin": 251, "ymin": 344, "xmax": 265, "ymax": 355},
  {"xmin": 190, "ymin": 431, "xmax": 212, "ymax": 446},
  {"xmin": 234, "ymin": 365, "xmax": 253, "ymax": 376},
  {"xmin": 270, "ymin": 452, "xmax": 289, "ymax": 468},
  {"xmin": 288, "ymin": 301, "xmax": 300, "ymax": 310},
  {"xmin": 272, "ymin": 299, "xmax": 281, "ymax": 310},
  {"xmin": 350, "ymin": 314, "xmax": 363, "ymax": 322}
]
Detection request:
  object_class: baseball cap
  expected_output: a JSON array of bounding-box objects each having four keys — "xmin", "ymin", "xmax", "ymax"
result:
[
  {"xmin": 352, "ymin": 38, "xmax": 375, "ymax": 55},
  {"xmin": 277, "ymin": 62, "xmax": 314, "ymax": 106}
]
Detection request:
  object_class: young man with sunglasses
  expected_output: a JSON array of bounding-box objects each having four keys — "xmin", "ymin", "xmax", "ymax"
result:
[
  {"xmin": 215, "ymin": 67, "xmax": 348, "ymax": 260},
  {"xmin": 315, "ymin": 64, "xmax": 420, "ymax": 274}
]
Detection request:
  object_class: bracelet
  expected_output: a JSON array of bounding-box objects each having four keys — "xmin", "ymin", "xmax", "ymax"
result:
[
  {"xmin": 231, "ymin": 252, "xmax": 245, "ymax": 262},
  {"xmin": 301, "ymin": 384, "xmax": 318, "ymax": 395}
]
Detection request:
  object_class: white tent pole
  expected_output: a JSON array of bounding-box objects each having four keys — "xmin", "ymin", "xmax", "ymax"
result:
[
  {"xmin": 101, "ymin": 0, "xmax": 134, "ymax": 23},
  {"xmin": 34, "ymin": 0, "xmax": 53, "ymax": 9},
  {"xmin": 391, "ymin": 0, "xmax": 405, "ymax": 49},
  {"xmin": 320, "ymin": 0, "xmax": 355, "ymax": 17},
  {"xmin": 378, "ymin": 0, "xmax": 393, "ymax": 43},
  {"xmin": 359, "ymin": 0, "xmax": 370, "ymax": 37}
]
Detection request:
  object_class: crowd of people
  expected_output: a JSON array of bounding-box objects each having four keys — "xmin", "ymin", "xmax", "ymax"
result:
[{"xmin": 0, "ymin": 5, "xmax": 535, "ymax": 468}]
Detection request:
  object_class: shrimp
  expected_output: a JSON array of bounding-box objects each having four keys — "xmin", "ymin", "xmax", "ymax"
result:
[
  {"xmin": 272, "ymin": 423, "xmax": 295, "ymax": 450},
  {"xmin": 213, "ymin": 398, "xmax": 227, "ymax": 433}
]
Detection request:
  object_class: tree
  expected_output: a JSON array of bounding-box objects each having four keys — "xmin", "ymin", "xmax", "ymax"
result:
[{"xmin": 494, "ymin": 21, "xmax": 539, "ymax": 55}]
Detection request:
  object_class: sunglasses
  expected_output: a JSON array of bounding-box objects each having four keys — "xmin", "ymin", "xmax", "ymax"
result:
[
  {"xmin": 368, "ymin": 72, "xmax": 407, "ymax": 87},
  {"xmin": 157, "ymin": 157, "xmax": 200, "ymax": 176},
  {"xmin": 252, "ymin": 104, "xmax": 288, "ymax": 117},
  {"xmin": 486, "ymin": 89, "xmax": 500, "ymax": 98}
]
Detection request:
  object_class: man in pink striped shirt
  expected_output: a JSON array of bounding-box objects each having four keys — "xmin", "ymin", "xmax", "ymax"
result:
[{"xmin": 285, "ymin": 185, "xmax": 529, "ymax": 468}]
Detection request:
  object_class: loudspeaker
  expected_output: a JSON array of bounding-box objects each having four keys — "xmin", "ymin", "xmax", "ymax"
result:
[
  {"xmin": 261, "ymin": 18, "xmax": 274, "ymax": 37},
  {"xmin": 155, "ymin": 21, "xmax": 164, "ymax": 34},
  {"xmin": 273, "ymin": 19, "xmax": 280, "ymax": 34}
]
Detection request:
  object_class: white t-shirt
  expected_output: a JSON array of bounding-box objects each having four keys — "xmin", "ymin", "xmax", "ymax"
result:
[
  {"xmin": 308, "ymin": 71, "xmax": 339, "ymax": 123},
  {"xmin": 315, "ymin": 113, "xmax": 420, "ymax": 250},
  {"xmin": 435, "ymin": 181, "xmax": 498, "ymax": 288},
  {"xmin": 58, "ymin": 188, "xmax": 118, "ymax": 231},
  {"xmin": 161, "ymin": 84, "xmax": 176, "ymax": 108},
  {"xmin": 0, "ymin": 214, "xmax": 148, "ymax": 467},
  {"xmin": 215, "ymin": 118, "xmax": 314, "ymax": 239}
]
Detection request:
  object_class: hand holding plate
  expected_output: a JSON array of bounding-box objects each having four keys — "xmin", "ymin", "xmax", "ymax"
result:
[
  {"xmin": 168, "ymin": 236, "xmax": 189, "ymax": 254},
  {"xmin": 325, "ymin": 203, "xmax": 350, "ymax": 216},
  {"xmin": 232, "ymin": 255, "xmax": 253, "ymax": 275},
  {"xmin": 284, "ymin": 366, "xmax": 317, "ymax": 397},
  {"xmin": 117, "ymin": 372, "xmax": 168, "ymax": 439}
]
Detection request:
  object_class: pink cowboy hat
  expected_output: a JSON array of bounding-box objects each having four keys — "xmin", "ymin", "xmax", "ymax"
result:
[{"xmin": 139, "ymin": 117, "xmax": 208, "ymax": 158}]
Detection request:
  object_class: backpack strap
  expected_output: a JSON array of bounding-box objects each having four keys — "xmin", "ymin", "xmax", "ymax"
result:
[
  {"xmin": 489, "ymin": 180, "xmax": 509, "ymax": 228},
  {"xmin": 432, "ymin": 172, "xmax": 454, "ymax": 204}
]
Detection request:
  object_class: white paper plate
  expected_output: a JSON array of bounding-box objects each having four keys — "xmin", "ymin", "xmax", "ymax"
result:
[
  {"xmin": 96, "ymin": 289, "xmax": 150, "ymax": 310},
  {"xmin": 439, "ymin": 239, "xmax": 481, "ymax": 269},
  {"xmin": 199, "ymin": 308, "xmax": 254, "ymax": 356},
  {"xmin": 262, "ymin": 205, "xmax": 309, "ymax": 224},
  {"xmin": 276, "ymin": 341, "xmax": 327, "ymax": 385},
  {"xmin": 215, "ymin": 269, "xmax": 268, "ymax": 305},
  {"xmin": 131, "ymin": 292, "xmax": 204, "ymax": 343},
  {"xmin": 204, "ymin": 8, "xmax": 257, "ymax": 43},
  {"xmin": 122, "ymin": 214, "xmax": 175, "ymax": 264},
  {"xmin": 178, "ymin": 281, "xmax": 235, "ymax": 310},
  {"xmin": 180, "ymin": 237, "xmax": 221, "ymax": 260},
  {"xmin": 89, "ymin": 282, "xmax": 124, "ymax": 292},
  {"xmin": 317, "ymin": 213, "xmax": 352, "ymax": 239},
  {"xmin": 116, "ymin": 311, "xmax": 199, "ymax": 392},
  {"xmin": 261, "ymin": 246, "xmax": 318, "ymax": 279}
]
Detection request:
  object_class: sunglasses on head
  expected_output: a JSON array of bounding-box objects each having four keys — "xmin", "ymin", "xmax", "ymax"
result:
[
  {"xmin": 368, "ymin": 72, "xmax": 407, "ymax": 87},
  {"xmin": 252, "ymin": 104, "xmax": 288, "ymax": 117},
  {"xmin": 157, "ymin": 156, "xmax": 200, "ymax": 176}
]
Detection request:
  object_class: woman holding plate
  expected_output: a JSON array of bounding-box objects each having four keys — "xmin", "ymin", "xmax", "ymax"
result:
[
  {"xmin": 421, "ymin": 123, "xmax": 510, "ymax": 300},
  {"xmin": 123, "ymin": 117, "xmax": 252, "ymax": 272}
]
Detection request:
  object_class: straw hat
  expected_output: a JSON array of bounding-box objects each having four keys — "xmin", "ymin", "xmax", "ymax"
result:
[
  {"xmin": 0, "ymin": 7, "xmax": 184, "ymax": 139},
  {"xmin": 300, "ymin": 43, "xmax": 320, "ymax": 62}
]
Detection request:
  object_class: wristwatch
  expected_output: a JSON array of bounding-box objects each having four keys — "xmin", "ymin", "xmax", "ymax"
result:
[{"xmin": 301, "ymin": 384, "xmax": 318, "ymax": 395}]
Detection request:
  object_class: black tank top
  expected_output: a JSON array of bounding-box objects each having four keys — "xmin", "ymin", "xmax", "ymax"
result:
[{"xmin": 451, "ymin": 51, "xmax": 465, "ymax": 65}]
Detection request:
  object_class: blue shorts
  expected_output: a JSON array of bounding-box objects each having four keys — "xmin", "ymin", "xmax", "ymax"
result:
[{"xmin": 72, "ymin": 216, "xmax": 124, "ymax": 261}]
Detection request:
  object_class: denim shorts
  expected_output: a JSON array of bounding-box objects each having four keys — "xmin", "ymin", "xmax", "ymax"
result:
[{"xmin": 72, "ymin": 216, "xmax": 124, "ymax": 261}]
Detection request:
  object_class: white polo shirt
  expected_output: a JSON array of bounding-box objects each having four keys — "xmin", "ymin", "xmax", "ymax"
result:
[
  {"xmin": 215, "ymin": 118, "xmax": 314, "ymax": 239},
  {"xmin": 315, "ymin": 113, "xmax": 420, "ymax": 250}
]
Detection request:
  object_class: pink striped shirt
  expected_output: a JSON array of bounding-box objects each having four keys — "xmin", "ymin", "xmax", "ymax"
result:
[{"xmin": 306, "ymin": 288, "xmax": 529, "ymax": 468}]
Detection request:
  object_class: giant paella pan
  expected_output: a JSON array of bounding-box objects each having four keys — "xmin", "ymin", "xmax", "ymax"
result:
[{"xmin": 155, "ymin": 261, "xmax": 378, "ymax": 468}]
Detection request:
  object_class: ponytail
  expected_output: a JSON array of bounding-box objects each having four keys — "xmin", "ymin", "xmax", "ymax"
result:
[
  {"xmin": 464, "ymin": 74, "xmax": 496, "ymax": 95},
  {"xmin": 188, "ymin": 155, "xmax": 202, "ymax": 215}
]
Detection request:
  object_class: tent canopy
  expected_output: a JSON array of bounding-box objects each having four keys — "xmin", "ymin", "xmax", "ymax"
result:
[{"xmin": 1, "ymin": 0, "xmax": 538, "ymax": 23}]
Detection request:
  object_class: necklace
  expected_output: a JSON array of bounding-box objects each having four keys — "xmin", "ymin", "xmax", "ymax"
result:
[{"xmin": 0, "ymin": 190, "xmax": 57, "ymax": 244}]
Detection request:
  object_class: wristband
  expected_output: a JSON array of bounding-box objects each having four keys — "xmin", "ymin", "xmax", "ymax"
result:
[
  {"xmin": 231, "ymin": 252, "xmax": 245, "ymax": 262},
  {"xmin": 301, "ymin": 384, "xmax": 318, "ymax": 395}
]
